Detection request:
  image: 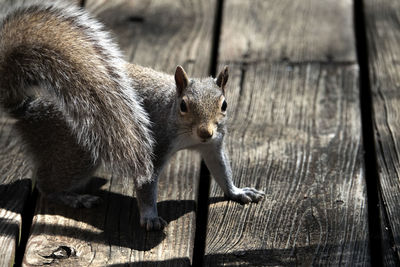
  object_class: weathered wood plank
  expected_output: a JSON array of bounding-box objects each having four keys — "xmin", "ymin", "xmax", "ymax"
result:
[
  {"xmin": 364, "ymin": 0, "xmax": 400, "ymax": 263},
  {"xmin": 204, "ymin": 0, "xmax": 370, "ymax": 265},
  {"xmin": 0, "ymin": 114, "xmax": 33, "ymax": 267},
  {"xmin": 217, "ymin": 0, "xmax": 356, "ymax": 63},
  {"xmin": 23, "ymin": 0, "xmax": 216, "ymax": 266},
  {"xmin": 379, "ymin": 193, "xmax": 398, "ymax": 266}
]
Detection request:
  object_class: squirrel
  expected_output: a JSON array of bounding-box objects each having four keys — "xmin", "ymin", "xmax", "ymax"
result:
[
  {"xmin": 0, "ymin": 0, "xmax": 264, "ymax": 231},
  {"xmin": 126, "ymin": 64, "xmax": 265, "ymax": 230}
]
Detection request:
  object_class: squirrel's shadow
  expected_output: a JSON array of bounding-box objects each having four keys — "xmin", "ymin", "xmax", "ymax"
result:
[{"xmin": 0, "ymin": 178, "xmax": 226, "ymax": 251}]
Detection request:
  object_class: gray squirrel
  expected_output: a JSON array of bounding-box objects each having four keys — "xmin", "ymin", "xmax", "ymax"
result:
[
  {"xmin": 0, "ymin": 0, "xmax": 264, "ymax": 231},
  {"xmin": 127, "ymin": 64, "xmax": 265, "ymax": 230}
]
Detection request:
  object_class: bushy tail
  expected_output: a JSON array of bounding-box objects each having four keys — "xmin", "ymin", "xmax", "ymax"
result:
[{"xmin": 0, "ymin": 1, "xmax": 153, "ymax": 184}]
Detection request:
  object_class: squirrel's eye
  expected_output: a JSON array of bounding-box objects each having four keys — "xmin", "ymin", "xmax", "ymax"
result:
[
  {"xmin": 180, "ymin": 100, "xmax": 188, "ymax": 113},
  {"xmin": 221, "ymin": 100, "xmax": 227, "ymax": 112}
]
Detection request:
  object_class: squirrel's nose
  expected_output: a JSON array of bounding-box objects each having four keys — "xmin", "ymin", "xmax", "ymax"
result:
[{"xmin": 197, "ymin": 126, "xmax": 213, "ymax": 140}]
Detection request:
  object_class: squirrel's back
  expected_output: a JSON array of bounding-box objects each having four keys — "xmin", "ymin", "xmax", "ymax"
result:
[{"xmin": 0, "ymin": 0, "xmax": 153, "ymax": 183}]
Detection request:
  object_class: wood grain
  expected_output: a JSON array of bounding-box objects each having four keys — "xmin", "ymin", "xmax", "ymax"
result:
[
  {"xmin": 22, "ymin": 0, "xmax": 216, "ymax": 266},
  {"xmin": 379, "ymin": 192, "xmax": 398, "ymax": 266},
  {"xmin": 364, "ymin": 0, "xmax": 400, "ymax": 263},
  {"xmin": 217, "ymin": 0, "xmax": 356, "ymax": 64},
  {"xmin": 0, "ymin": 114, "xmax": 33, "ymax": 267},
  {"xmin": 204, "ymin": 0, "xmax": 370, "ymax": 265}
]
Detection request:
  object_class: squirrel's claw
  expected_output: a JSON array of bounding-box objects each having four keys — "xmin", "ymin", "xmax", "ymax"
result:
[
  {"xmin": 226, "ymin": 187, "xmax": 265, "ymax": 204},
  {"xmin": 141, "ymin": 216, "xmax": 167, "ymax": 231}
]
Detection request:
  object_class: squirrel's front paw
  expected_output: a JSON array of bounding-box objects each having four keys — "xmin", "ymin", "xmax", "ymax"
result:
[
  {"xmin": 227, "ymin": 187, "xmax": 265, "ymax": 204},
  {"xmin": 140, "ymin": 216, "xmax": 167, "ymax": 231}
]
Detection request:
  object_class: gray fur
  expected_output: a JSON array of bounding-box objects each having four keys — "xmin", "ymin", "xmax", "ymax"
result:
[{"xmin": 0, "ymin": 1, "xmax": 153, "ymax": 206}]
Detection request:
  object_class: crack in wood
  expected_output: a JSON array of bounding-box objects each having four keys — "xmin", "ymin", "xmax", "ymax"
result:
[{"xmin": 238, "ymin": 61, "xmax": 247, "ymax": 98}]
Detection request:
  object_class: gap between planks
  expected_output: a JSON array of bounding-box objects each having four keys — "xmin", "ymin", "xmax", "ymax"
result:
[
  {"xmin": 192, "ymin": 0, "xmax": 225, "ymax": 266},
  {"xmin": 353, "ymin": 0, "xmax": 384, "ymax": 265}
]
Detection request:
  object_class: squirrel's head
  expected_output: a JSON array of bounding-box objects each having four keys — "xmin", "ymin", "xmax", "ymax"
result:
[{"xmin": 174, "ymin": 65, "xmax": 229, "ymax": 143}]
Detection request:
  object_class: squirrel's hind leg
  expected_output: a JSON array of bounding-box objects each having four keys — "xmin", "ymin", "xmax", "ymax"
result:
[
  {"xmin": 14, "ymin": 98, "xmax": 102, "ymax": 208},
  {"xmin": 35, "ymin": 153, "xmax": 102, "ymax": 208},
  {"xmin": 35, "ymin": 153, "xmax": 101, "ymax": 209}
]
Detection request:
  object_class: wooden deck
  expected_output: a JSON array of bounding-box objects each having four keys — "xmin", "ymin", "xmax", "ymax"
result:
[{"xmin": 0, "ymin": 0, "xmax": 399, "ymax": 266}]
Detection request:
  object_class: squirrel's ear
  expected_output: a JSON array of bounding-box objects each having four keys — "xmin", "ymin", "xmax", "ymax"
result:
[
  {"xmin": 216, "ymin": 66, "xmax": 229, "ymax": 94},
  {"xmin": 175, "ymin": 65, "xmax": 189, "ymax": 96}
]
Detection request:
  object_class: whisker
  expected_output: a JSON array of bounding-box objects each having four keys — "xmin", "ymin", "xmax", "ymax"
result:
[{"xmin": 176, "ymin": 130, "xmax": 192, "ymax": 136}]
